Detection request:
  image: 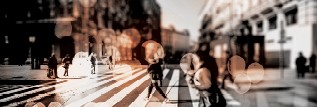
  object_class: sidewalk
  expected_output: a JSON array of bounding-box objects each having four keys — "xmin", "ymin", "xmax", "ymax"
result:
[{"xmin": 224, "ymin": 68, "xmax": 317, "ymax": 92}]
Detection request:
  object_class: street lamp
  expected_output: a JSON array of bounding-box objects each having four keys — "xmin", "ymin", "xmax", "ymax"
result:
[
  {"xmin": 79, "ymin": 0, "xmax": 96, "ymax": 52},
  {"xmin": 29, "ymin": 36, "xmax": 36, "ymax": 69},
  {"xmin": 278, "ymin": 21, "xmax": 291, "ymax": 79}
]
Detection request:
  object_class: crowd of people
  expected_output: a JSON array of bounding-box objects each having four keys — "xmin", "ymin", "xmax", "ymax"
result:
[
  {"xmin": 46, "ymin": 51, "xmax": 114, "ymax": 79},
  {"xmin": 44, "ymin": 36, "xmax": 317, "ymax": 106},
  {"xmin": 142, "ymin": 35, "xmax": 228, "ymax": 106}
]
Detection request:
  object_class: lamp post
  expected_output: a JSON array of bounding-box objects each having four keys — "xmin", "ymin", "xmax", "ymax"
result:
[
  {"xmin": 79, "ymin": 0, "xmax": 96, "ymax": 52},
  {"xmin": 29, "ymin": 36, "xmax": 36, "ymax": 69},
  {"xmin": 278, "ymin": 21, "xmax": 292, "ymax": 79}
]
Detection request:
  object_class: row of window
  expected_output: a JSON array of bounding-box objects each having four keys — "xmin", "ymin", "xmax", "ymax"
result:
[{"xmin": 256, "ymin": 8, "xmax": 297, "ymax": 32}]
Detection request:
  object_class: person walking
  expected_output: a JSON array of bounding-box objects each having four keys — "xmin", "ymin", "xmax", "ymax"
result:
[
  {"xmin": 309, "ymin": 53, "xmax": 316, "ymax": 73},
  {"xmin": 145, "ymin": 57, "xmax": 168, "ymax": 103},
  {"xmin": 296, "ymin": 52, "xmax": 307, "ymax": 78},
  {"xmin": 48, "ymin": 53, "xmax": 58, "ymax": 78},
  {"xmin": 90, "ymin": 53, "xmax": 97, "ymax": 74},
  {"xmin": 192, "ymin": 41, "xmax": 226, "ymax": 107},
  {"xmin": 105, "ymin": 46, "xmax": 114, "ymax": 70},
  {"xmin": 62, "ymin": 54, "xmax": 71, "ymax": 76}
]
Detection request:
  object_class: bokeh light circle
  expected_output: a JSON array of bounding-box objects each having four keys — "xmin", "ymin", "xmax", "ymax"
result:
[
  {"xmin": 83, "ymin": 102, "xmax": 97, "ymax": 107},
  {"xmin": 246, "ymin": 62, "xmax": 265, "ymax": 84},
  {"xmin": 179, "ymin": 53, "xmax": 200, "ymax": 75},
  {"xmin": 123, "ymin": 28, "xmax": 141, "ymax": 48},
  {"xmin": 48, "ymin": 102, "xmax": 62, "ymax": 107},
  {"xmin": 142, "ymin": 40, "xmax": 165, "ymax": 61},
  {"xmin": 228, "ymin": 55, "xmax": 246, "ymax": 77},
  {"xmin": 233, "ymin": 73, "xmax": 252, "ymax": 94},
  {"xmin": 180, "ymin": 53, "xmax": 192, "ymax": 73}
]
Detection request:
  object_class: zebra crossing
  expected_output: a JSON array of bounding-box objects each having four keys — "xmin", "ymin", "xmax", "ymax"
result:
[{"xmin": 0, "ymin": 66, "xmax": 240, "ymax": 107}]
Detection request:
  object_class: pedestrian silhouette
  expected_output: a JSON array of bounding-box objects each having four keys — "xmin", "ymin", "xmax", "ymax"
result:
[
  {"xmin": 48, "ymin": 53, "xmax": 58, "ymax": 78},
  {"xmin": 145, "ymin": 57, "xmax": 168, "ymax": 103},
  {"xmin": 62, "ymin": 54, "xmax": 71, "ymax": 76},
  {"xmin": 105, "ymin": 46, "xmax": 114, "ymax": 70},
  {"xmin": 193, "ymin": 42, "xmax": 226, "ymax": 107},
  {"xmin": 309, "ymin": 53, "xmax": 316, "ymax": 73},
  {"xmin": 296, "ymin": 52, "xmax": 307, "ymax": 79},
  {"xmin": 90, "ymin": 53, "xmax": 97, "ymax": 74}
]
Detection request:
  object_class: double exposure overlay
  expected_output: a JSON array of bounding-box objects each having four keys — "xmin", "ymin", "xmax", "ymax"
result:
[{"xmin": 0, "ymin": 0, "xmax": 317, "ymax": 107}]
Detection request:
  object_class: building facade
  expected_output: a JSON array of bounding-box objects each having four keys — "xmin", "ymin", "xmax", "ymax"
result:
[
  {"xmin": 0, "ymin": 0, "xmax": 162, "ymax": 65},
  {"xmin": 161, "ymin": 27, "xmax": 190, "ymax": 63},
  {"xmin": 200, "ymin": 0, "xmax": 317, "ymax": 68}
]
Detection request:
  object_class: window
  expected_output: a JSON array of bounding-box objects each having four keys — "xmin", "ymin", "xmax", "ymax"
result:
[
  {"xmin": 268, "ymin": 15, "xmax": 277, "ymax": 30},
  {"xmin": 285, "ymin": 7, "xmax": 298, "ymax": 25},
  {"xmin": 257, "ymin": 21, "xmax": 263, "ymax": 33}
]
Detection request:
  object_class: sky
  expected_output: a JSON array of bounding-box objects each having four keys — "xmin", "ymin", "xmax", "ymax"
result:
[{"xmin": 157, "ymin": 0, "xmax": 208, "ymax": 43}]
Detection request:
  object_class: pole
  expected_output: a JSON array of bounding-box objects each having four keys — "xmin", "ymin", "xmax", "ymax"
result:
[
  {"xmin": 31, "ymin": 45, "xmax": 34, "ymax": 69},
  {"xmin": 82, "ymin": 6, "xmax": 89, "ymax": 52},
  {"xmin": 280, "ymin": 21, "xmax": 285, "ymax": 79},
  {"xmin": 280, "ymin": 42, "xmax": 284, "ymax": 79}
]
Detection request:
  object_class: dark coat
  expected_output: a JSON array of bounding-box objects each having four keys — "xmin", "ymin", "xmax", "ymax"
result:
[
  {"xmin": 48, "ymin": 56, "xmax": 57, "ymax": 68},
  {"xmin": 310, "ymin": 54, "xmax": 316, "ymax": 67},
  {"xmin": 147, "ymin": 59, "xmax": 163, "ymax": 80},
  {"xmin": 62, "ymin": 57, "xmax": 72, "ymax": 69},
  {"xmin": 90, "ymin": 56, "xmax": 96, "ymax": 65},
  {"xmin": 296, "ymin": 56, "xmax": 307, "ymax": 72}
]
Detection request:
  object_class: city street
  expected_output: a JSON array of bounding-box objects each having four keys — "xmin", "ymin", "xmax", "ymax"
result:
[
  {"xmin": 0, "ymin": 65, "xmax": 317, "ymax": 107},
  {"xmin": 1, "ymin": 0, "xmax": 317, "ymax": 107}
]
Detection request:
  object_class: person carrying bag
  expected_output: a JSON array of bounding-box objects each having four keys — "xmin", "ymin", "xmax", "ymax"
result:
[
  {"xmin": 62, "ymin": 54, "xmax": 71, "ymax": 76},
  {"xmin": 191, "ymin": 42, "xmax": 226, "ymax": 107}
]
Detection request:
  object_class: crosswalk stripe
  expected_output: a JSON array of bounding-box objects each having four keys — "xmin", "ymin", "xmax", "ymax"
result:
[
  {"xmin": 129, "ymin": 69, "xmax": 170, "ymax": 107},
  {"xmin": 65, "ymin": 69, "xmax": 148, "ymax": 107},
  {"xmin": 0, "ymin": 68, "xmax": 242, "ymax": 107},
  {"xmin": 162, "ymin": 69, "xmax": 169, "ymax": 79},
  {"xmin": 2, "ymin": 66, "xmax": 141, "ymax": 106},
  {"xmin": 0, "ymin": 66, "xmax": 130, "ymax": 97},
  {"xmin": 97, "ymin": 71, "xmax": 150, "ymax": 106},
  {"xmin": 0, "ymin": 81, "xmax": 60, "ymax": 96},
  {"xmin": 5, "ymin": 67, "xmax": 142, "ymax": 107},
  {"xmin": 188, "ymin": 80, "xmax": 200, "ymax": 107},
  {"xmin": 145, "ymin": 69, "xmax": 174, "ymax": 107},
  {"xmin": 256, "ymin": 92, "xmax": 269, "ymax": 107},
  {"xmin": 163, "ymin": 69, "xmax": 180, "ymax": 107},
  {"xmin": 0, "ymin": 86, "xmax": 21, "ymax": 92},
  {"xmin": 57, "ymin": 68, "xmax": 142, "ymax": 96},
  {"xmin": 221, "ymin": 89, "xmax": 241, "ymax": 106},
  {"xmin": 128, "ymin": 87, "xmax": 149, "ymax": 107}
]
